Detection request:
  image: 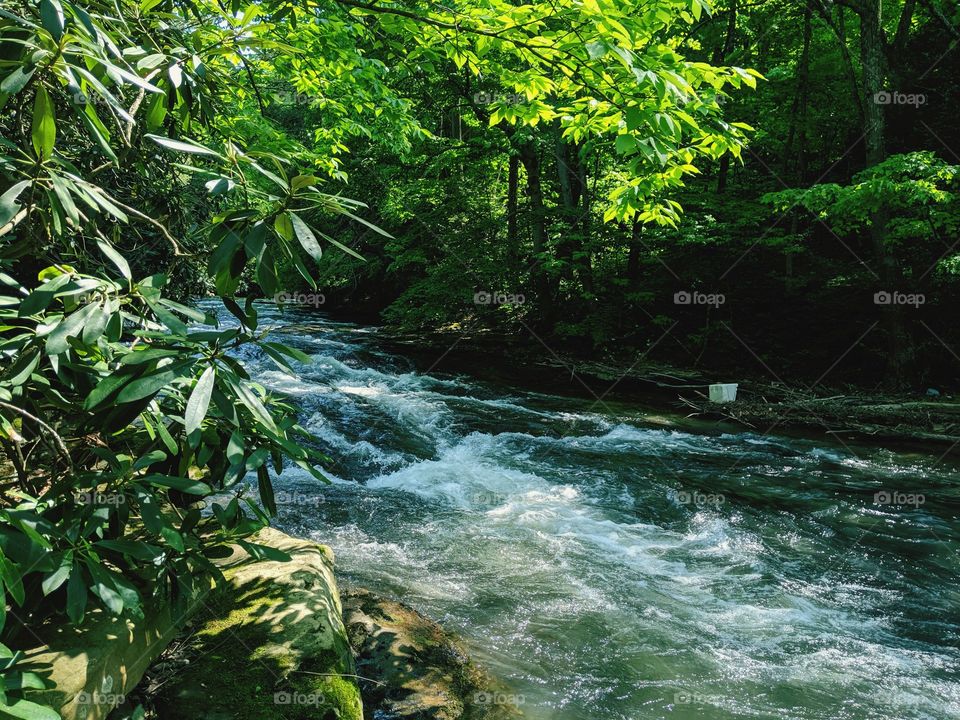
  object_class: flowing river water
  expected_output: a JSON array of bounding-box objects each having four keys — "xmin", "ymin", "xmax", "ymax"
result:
[{"xmin": 222, "ymin": 303, "xmax": 959, "ymax": 720}]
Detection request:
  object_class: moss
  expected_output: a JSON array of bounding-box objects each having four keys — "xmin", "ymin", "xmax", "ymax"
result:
[{"xmin": 152, "ymin": 552, "xmax": 362, "ymax": 720}]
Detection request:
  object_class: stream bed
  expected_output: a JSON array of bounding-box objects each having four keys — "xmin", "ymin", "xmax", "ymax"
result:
[{"xmin": 225, "ymin": 303, "xmax": 960, "ymax": 720}]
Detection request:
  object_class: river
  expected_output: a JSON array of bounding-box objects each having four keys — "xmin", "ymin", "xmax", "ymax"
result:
[{"xmin": 224, "ymin": 302, "xmax": 960, "ymax": 720}]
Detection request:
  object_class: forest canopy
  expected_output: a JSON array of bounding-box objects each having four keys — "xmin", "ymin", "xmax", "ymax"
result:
[{"xmin": 0, "ymin": 0, "xmax": 774, "ymax": 715}]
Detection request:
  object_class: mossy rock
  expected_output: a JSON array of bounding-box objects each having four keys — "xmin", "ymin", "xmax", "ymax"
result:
[
  {"xmin": 342, "ymin": 588, "xmax": 519, "ymax": 720},
  {"xmin": 148, "ymin": 528, "xmax": 362, "ymax": 720}
]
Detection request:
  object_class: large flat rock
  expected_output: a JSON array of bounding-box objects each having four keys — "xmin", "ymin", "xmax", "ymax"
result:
[
  {"xmin": 22, "ymin": 527, "xmax": 360, "ymax": 720},
  {"xmin": 150, "ymin": 527, "xmax": 362, "ymax": 720}
]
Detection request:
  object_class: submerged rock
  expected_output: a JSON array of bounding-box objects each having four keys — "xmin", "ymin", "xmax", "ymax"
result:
[{"xmin": 342, "ymin": 588, "xmax": 519, "ymax": 720}]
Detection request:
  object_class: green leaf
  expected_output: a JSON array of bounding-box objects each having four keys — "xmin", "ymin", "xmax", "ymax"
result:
[
  {"xmin": 184, "ymin": 366, "xmax": 215, "ymax": 434},
  {"xmin": 86, "ymin": 563, "xmax": 124, "ymax": 615},
  {"xmin": 146, "ymin": 134, "xmax": 222, "ymax": 158},
  {"xmin": 2, "ymin": 347, "xmax": 40, "ymax": 386},
  {"xmin": 40, "ymin": 554, "xmax": 72, "ymax": 596},
  {"xmin": 114, "ymin": 363, "xmax": 190, "ymax": 403},
  {"xmin": 39, "ymin": 0, "xmax": 65, "ymax": 41},
  {"xmin": 317, "ymin": 230, "xmax": 365, "ymax": 261},
  {"xmin": 97, "ymin": 239, "xmax": 132, "ymax": 280},
  {"xmin": 0, "ymin": 67, "xmax": 36, "ymax": 96},
  {"xmin": 19, "ymin": 274, "xmax": 71, "ymax": 316},
  {"xmin": 236, "ymin": 540, "xmax": 290, "ymax": 563},
  {"xmin": 257, "ymin": 465, "xmax": 276, "ymax": 516},
  {"xmin": 263, "ymin": 341, "xmax": 312, "ymax": 364},
  {"xmin": 81, "ymin": 301, "xmax": 110, "ymax": 344},
  {"xmin": 66, "ymin": 562, "xmax": 86, "ymax": 623},
  {"xmin": 31, "ymin": 86, "xmax": 56, "ymax": 161},
  {"xmin": 274, "ymin": 212, "xmax": 294, "ymax": 241},
  {"xmin": 141, "ymin": 474, "xmax": 212, "ymax": 495},
  {"xmin": 95, "ymin": 540, "xmax": 164, "ymax": 562},
  {"xmin": 0, "ymin": 552, "xmax": 24, "ymax": 606},
  {"xmin": 84, "ymin": 371, "xmax": 136, "ymax": 409},
  {"xmin": 615, "ymin": 134, "xmax": 637, "ymax": 155},
  {"xmin": 145, "ymin": 92, "xmax": 167, "ymax": 130},
  {"xmin": 45, "ymin": 300, "xmax": 99, "ymax": 355},
  {"xmin": 0, "ymin": 181, "xmax": 31, "ymax": 227},
  {"xmin": 0, "ymin": 697, "xmax": 61, "ymax": 720},
  {"xmin": 625, "ymin": 106, "xmax": 644, "ymax": 131}
]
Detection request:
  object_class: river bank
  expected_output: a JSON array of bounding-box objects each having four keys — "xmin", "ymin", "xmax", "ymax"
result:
[
  {"xmin": 364, "ymin": 326, "xmax": 960, "ymax": 456},
  {"xmin": 95, "ymin": 528, "xmax": 514, "ymax": 720}
]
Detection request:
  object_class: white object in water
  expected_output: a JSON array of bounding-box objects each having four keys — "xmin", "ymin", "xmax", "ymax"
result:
[{"xmin": 709, "ymin": 383, "xmax": 738, "ymax": 403}]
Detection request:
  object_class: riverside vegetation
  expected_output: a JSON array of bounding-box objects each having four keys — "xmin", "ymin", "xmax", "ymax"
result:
[{"xmin": 0, "ymin": 0, "xmax": 957, "ymax": 718}]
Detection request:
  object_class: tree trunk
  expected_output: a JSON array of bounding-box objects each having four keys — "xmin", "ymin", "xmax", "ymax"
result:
[
  {"xmin": 520, "ymin": 142, "xmax": 552, "ymax": 313},
  {"xmin": 715, "ymin": 0, "xmax": 737, "ymax": 193},
  {"xmin": 507, "ymin": 152, "xmax": 519, "ymax": 257},
  {"xmin": 626, "ymin": 217, "xmax": 642, "ymax": 286},
  {"xmin": 859, "ymin": 0, "xmax": 911, "ymax": 385}
]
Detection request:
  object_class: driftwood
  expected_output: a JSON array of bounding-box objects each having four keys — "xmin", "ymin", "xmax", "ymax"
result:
[{"xmin": 679, "ymin": 382, "xmax": 960, "ymax": 451}]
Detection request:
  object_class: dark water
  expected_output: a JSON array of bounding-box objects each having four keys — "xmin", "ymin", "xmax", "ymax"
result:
[{"xmin": 219, "ymin": 302, "xmax": 960, "ymax": 720}]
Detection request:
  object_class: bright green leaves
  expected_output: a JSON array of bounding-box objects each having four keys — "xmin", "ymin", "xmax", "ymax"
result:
[
  {"xmin": 0, "ymin": 182, "xmax": 31, "ymax": 228},
  {"xmin": 39, "ymin": 0, "xmax": 66, "ymax": 42},
  {"xmin": 185, "ymin": 366, "xmax": 215, "ymax": 435},
  {"xmin": 0, "ymin": 696, "xmax": 61, "ymax": 720},
  {"xmin": 146, "ymin": 135, "xmax": 223, "ymax": 158},
  {"xmin": 31, "ymin": 87, "xmax": 55, "ymax": 161},
  {"xmin": 44, "ymin": 299, "xmax": 99, "ymax": 355},
  {"xmin": 97, "ymin": 240, "xmax": 131, "ymax": 281},
  {"xmin": 288, "ymin": 212, "xmax": 323, "ymax": 263}
]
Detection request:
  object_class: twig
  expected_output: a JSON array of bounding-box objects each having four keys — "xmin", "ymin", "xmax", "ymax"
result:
[
  {"xmin": 290, "ymin": 670, "xmax": 385, "ymax": 687},
  {"xmin": 0, "ymin": 401, "xmax": 74, "ymax": 474},
  {"xmin": 107, "ymin": 197, "xmax": 188, "ymax": 256}
]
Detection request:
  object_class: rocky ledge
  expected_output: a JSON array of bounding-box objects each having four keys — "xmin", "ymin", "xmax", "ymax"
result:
[{"xmin": 342, "ymin": 588, "xmax": 519, "ymax": 720}]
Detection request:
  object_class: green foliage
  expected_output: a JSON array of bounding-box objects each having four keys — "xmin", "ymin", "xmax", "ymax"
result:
[
  {"xmin": 764, "ymin": 152, "xmax": 960, "ymax": 243},
  {"xmin": 0, "ymin": 0, "xmax": 759, "ymax": 713}
]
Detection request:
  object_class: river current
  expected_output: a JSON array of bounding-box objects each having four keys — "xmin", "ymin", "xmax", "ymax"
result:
[{"xmin": 219, "ymin": 302, "xmax": 960, "ymax": 720}]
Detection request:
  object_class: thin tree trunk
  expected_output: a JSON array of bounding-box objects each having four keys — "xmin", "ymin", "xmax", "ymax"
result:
[
  {"xmin": 797, "ymin": 5, "xmax": 812, "ymax": 182},
  {"xmin": 507, "ymin": 153, "xmax": 519, "ymax": 257},
  {"xmin": 715, "ymin": 0, "xmax": 737, "ymax": 193},
  {"xmin": 859, "ymin": 0, "xmax": 910, "ymax": 385},
  {"xmin": 520, "ymin": 142, "xmax": 552, "ymax": 311}
]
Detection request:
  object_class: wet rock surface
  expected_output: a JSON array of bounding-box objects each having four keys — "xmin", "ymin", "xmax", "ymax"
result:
[{"xmin": 342, "ymin": 588, "xmax": 519, "ymax": 720}]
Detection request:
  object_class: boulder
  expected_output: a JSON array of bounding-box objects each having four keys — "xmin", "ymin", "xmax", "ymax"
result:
[
  {"xmin": 23, "ymin": 527, "xmax": 360, "ymax": 720},
  {"xmin": 342, "ymin": 588, "xmax": 519, "ymax": 720},
  {"xmin": 25, "ymin": 582, "xmax": 210, "ymax": 720},
  {"xmin": 148, "ymin": 527, "xmax": 362, "ymax": 720}
]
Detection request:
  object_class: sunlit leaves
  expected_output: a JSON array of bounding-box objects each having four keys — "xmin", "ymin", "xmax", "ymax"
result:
[
  {"xmin": 31, "ymin": 87, "xmax": 55, "ymax": 161},
  {"xmin": 185, "ymin": 366, "xmax": 215, "ymax": 435}
]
